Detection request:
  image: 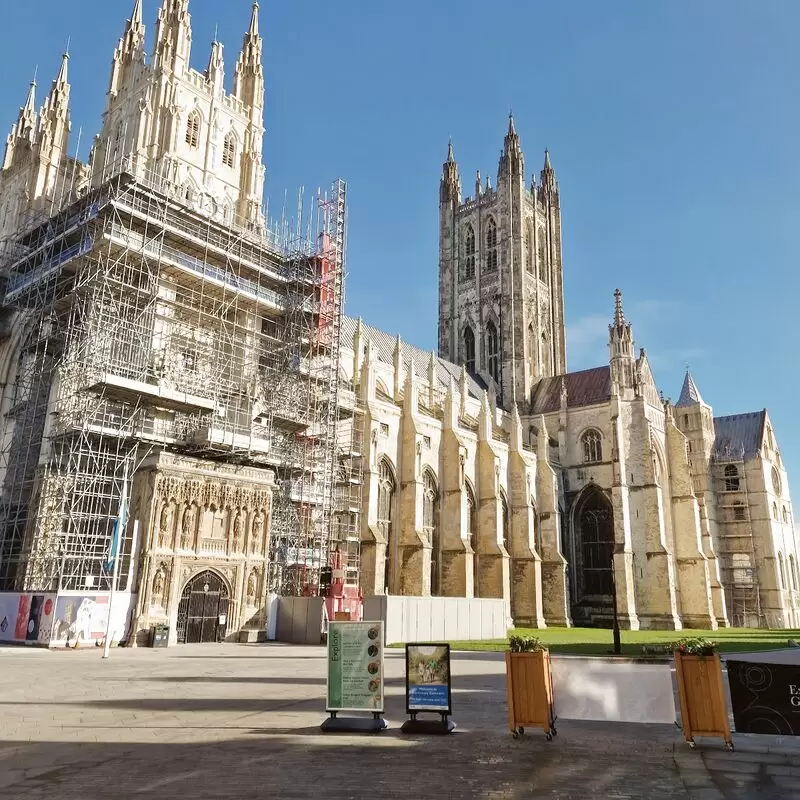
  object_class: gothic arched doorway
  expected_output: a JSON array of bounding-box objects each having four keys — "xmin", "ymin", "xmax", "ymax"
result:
[
  {"xmin": 571, "ymin": 486, "xmax": 615, "ymax": 624},
  {"xmin": 177, "ymin": 570, "xmax": 230, "ymax": 644}
]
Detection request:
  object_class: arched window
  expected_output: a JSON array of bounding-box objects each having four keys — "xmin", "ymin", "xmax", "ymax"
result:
[
  {"xmin": 582, "ymin": 429, "xmax": 602, "ymax": 463},
  {"xmin": 783, "ymin": 506, "xmax": 790, "ymax": 525},
  {"xmin": 500, "ymin": 492, "xmax": 510, "ymax": 554},
  {"xmin": 466, "ymin": 482, "xmax": 478, "ymax": 598},
  {"xmin": 778, "ymin": 552, "xmax": 786, "ymax": 590},
  {"xmin": 538, "ymin": 228, "xmax": 548, "ymax": 286},
  {"xmin": 486, "ymin": 321, "xmax": 499, "ymax": 382},
  {"xmin": 790, "ymin": 554, "xmax": 798, "ymax": 591},
  {"xmin": 575, "ymin": 487, "xmax": 615, "ymax": 598},
  {"xmin": 724, "ymin": 464, "xmax": 740, "ymax": 492},
  {"xmin": 525, "ymin": 224, "xmax": 534, "ymax": 274},
  {"xmin": 733, "ymin": 501, "xmax": 746, "ymax": 521},
  {"xmin": 185, "ymin": 111, "xmax": 201, "ymax": 149},
  {"xmin": 767, "ymin": 425, "xmax": 774, "ymax": 451},
  {"xmin": 773, "ymin": 501, "xmax": 779, "ymax": 520},
  {"xmin": 423, "ymin": 470, "xmax": 441, "ymax": 595},
  {"xmin": 222, "ymin": 133, "xmax": 237, "ymax": 168},
  {"xmin": 463, "ymin": 326, "xmax": 476, "ymax": 373},
  {"xmin": 463, "ymin": 224, "xmax": 476, "ymax": 280},
  {"xmin": 485, "ymin": 217, "xmax": 498, "ymax": 271},
  {"xmin": 377, "ymin": 459, "xmax": 396, "ymax": 593},
  {"xmin": 772, "ymin": 466, "xmax": 782, "ymax": 496}
]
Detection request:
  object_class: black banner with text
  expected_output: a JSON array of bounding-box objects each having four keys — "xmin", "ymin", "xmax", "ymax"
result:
[{"xmin": 727, "ymin": 659, "xmax": 800, "ymax": 736}]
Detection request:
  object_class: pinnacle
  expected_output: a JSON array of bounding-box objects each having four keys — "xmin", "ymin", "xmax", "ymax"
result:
[
  {"xmin": 446, "ymin": 138, "xmax": 454, "ymax": 163},
  {"xmin": 543, "ymin": 147, "xmax": 552, "ymax": 170},
  {"xmin": 248, "ymin": 1, "xmax": 260, "ymax": 37},
  {"xmin": 507, "ymin": 110, "xmax": 517, "ymax": 137},
  {"xmin": 131, "ymin": 0, "xmax": 143, "ymax": 25},
  {"xmin": 613, "ymin": 288, "xmax": 625, "ymax": 328},
  {"xmin": 676, "ymin": 370, "xmax": 705, "ymax": 408}
]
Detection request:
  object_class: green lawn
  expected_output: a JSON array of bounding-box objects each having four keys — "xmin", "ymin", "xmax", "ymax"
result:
[{"xmin": 388, "ymin": 626, "xmax": 800, "ymax": 657}]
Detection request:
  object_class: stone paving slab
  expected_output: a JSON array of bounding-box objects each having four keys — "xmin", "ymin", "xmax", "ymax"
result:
[{"xmin": 0, "ymin": 642, "xmax": 792, "ymax": 799}]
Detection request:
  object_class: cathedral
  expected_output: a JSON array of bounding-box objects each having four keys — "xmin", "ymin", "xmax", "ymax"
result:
[
  {"xmin": 347, "ymin": 117, "xmax": 800, "ymax": 630},
  {"xmin": 0, "ymin": 1, "xmax": 796, "ymax": 648}
]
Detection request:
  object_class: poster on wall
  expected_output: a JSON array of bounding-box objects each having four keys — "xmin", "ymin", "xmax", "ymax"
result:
[
  {"xmin": 727, "ymin": 659, "xmax": 800, "ymax": 736},
  {"xmin": 405, "ymin": 643, "xmax": 452, "ymax": 714},
  {"xmin": 326, "ymin": 621, "xmax": 384, "ymax": 713},
  {"xmin": 51, "ymin": 595, "xmax": 109, "ymax": 646},
  {"xmin": 0, "ymin": 594, "xmax": 56, "ymax": 644}
]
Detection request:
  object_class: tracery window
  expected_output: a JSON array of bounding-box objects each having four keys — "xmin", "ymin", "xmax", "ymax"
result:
[
  {"xmin": 222, "ymin": 133, "xmax": 236, "ymax": 168},
  {"xmin": 582, "ymin": 429, "xmax": 602, "ymax": 463},
  {"xmin": 772, "ymin": 466, "xmax": 782, "ymax": 496},
  {"xmin": 525, "ymin": 226, "xmax": 534, "ymax": 274},
  {"xmin": 486, "ymin": 217, "xmax": 498, "ymax": 271},
  {"xmin": 463, "ymin": 224, "xmax": 476, "ymax": 280},
  {"xmin": 423, "ymin": 470, "xmax": 441, "ymax": 595},
  {"xmin": 724, "ymin": 464, "xmax": 740, "ymax": 492},
  {"xmin": 486, "ymin": 321, "xmax": 499, "ymax": 382},
  {"xmin": 377, "ymin": 459, "xmax": 396, "ymax": 593},
  {"xmin": 538, "ymin": 228, "xmax": 548, "ymax": 286},
  {"xmin": 464, "ymin": 326, "xmax": 476, "ymax": 373},
  {"xmin": 186, "ymin": 111, "xmax": 200, "ymax": 149},
  {"xmin": 773, "ymin": 501, "xmax": 779, "ymax": 520},
  {"xmin": 783, "ymin": 506, "xmax": 790, "ymax": 525}
]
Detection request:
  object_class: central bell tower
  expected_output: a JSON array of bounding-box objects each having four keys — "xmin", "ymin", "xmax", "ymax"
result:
[{"xmin": 438, "ymin": 116, "xmax": 566, "ymax": 410}]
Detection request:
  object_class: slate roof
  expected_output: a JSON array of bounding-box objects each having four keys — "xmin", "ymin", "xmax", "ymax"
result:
[
  {"xmin": 675, "ymin": 371, "xmax": 704, "ymax": 408},
  {"xmin": 529, "ymin": 366, "xmax": 612, "ymax": 414},
  {"xmin": 341, "ymin": 316, "xmax": 488, "ymax": 400},
  {"xmin": 712, "ymin": 411, "xmax": 766, "ymax": 461}
]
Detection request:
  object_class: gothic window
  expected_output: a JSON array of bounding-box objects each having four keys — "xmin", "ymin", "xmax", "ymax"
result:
[
  {"xmin": 222, "ymin": 133, "xmax": 237, "ymax": 168},
  {"xmin": 466, "ymin": 482, "xmax": 478, "ymax": 597},
  {"xmin": 791, "ymin": 554, "xmax": 798, "ymax": 591},
  {"xmin": 377, "ymin": 458, "xmax": 396, "ymax": 593},
  {"xmin": 486, "ymin": 217, "xmax": 498, "ymax": 271},
  {"xmin": 724, "ymin": 464, "xmax": 740, "ymax": 492},
  {"xmin": 538, "ymin": 228, "xmax": 548, "ymax": 286},
  {"xmin": 423, "ymin": 470, "xmax": 441, "ymax": 596},
  {"xmin": 486, "ymin": 321, "xmax": 499, "ymax": 382},
  {"xmin": 501, "ymin": 492, "xmax": 510, "ymax": 554},
  {"xmin": 772, "ymin": 466, "xmax": 782, "ymax": 496},
  {"xmin": 733, "ymin": 502, "xmax": 746, "ymax": 521},
  {"xmin": 582, "ymin": 429, "xmax": 602, "ymax": 463},
  {"xmin": 773, "ymin": 501, "xmax": 779, "ymax": 520},
  {"xmin": 186, "ymin": 111, "xmax": 200, "ymax": 149},
  {"xmin": 575, "ymin": 488, "xmax": 615, "ymax": 598},
  {"xmin": 783, "ymin": 506, "xmax": 790, "ymax": 524},
  {"xmin": 463, "ymin": 224, "xmax": 476, "ymax": 280},
  {"xmin": 525, "ymin": 224, "xmax": 534, "ymax": 274},
  {"xmin": 464, "ymin": 326, "xmax": 476, "ymax": 373},
  {"xmin": 778, "ymin": 552, "xmax": 786, "ymax": 589},
  {"xmin": 767, "ymin": 425, "xmax": 774, "ymax": 450}
]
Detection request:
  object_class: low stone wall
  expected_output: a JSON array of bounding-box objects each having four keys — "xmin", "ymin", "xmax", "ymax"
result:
[{"xmin": 363, "ymin": 595, "xmax": 512, "ymax": 645}]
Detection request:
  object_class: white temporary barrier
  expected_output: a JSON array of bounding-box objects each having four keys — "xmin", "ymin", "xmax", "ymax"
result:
[
  {"xmin": 362, "ymin": 595, "xmax": 511, "ymax": 645},
  {"xmin": 551, "ymin": 656, "xmax": 676, "ymax": 724},
  {"xmin": 275, "ymin": 596, "xmax": 325, "ymax": 644},
  {"xmin": 0, "ymin": 592, "xmax": 57, "ymax": 645},
  {"xmin": 49, "ymin": 591, "xmax": 136, "ymax": 647}
]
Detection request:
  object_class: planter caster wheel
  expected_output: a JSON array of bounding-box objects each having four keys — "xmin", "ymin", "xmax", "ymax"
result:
[
  {"xmin": 726, "ymin": 741, "xmax": 735, "ymax": 752},
  {"xmin": 518, "ymin": 727, "xmax": 525, "ymax": 736},
  {"xmin": 550, "ymin": 726, "xmax": 557, "ymax": 738},
  {"xmin": 688, "ymin": 741, "xmax": 696, "ymax": 750},
  {"xmin": 545, "ymin": 731, "xmax": 553, "ymax": 741},
  {"xmin": 511, "ymin": 730, "xmax": 520, "ymax": 740}
]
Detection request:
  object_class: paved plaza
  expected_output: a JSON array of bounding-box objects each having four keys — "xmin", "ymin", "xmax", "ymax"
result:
[{"xmin": 0, "ymin": 643, "xmax": 798, "ymax": 799}]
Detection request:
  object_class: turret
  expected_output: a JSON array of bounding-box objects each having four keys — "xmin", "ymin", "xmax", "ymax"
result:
[
  {"xmin": 4, "ymin": 75, "xmax": 38, "ymax": 169},
  {"xmin": 153, "ymin": 0, "xmax": 192, "ymax": 75},
  {"xmin": 439, "ymin": 140, "xmax": 461, "ymax": 204},
  {"xmin": 608, "ymin": 289, "xmax": 636, "ymax": 393},
  {"xmin": 675, "ymin": 370, "xmax": 715, "ymax": 464}
]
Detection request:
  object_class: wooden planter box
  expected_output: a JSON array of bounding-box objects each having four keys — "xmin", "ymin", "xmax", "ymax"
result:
[
  {"xmin": 505, "ymin": 650, "xmax": 556, "ymax": 740},
  {"xmin": 674, "ymin": 651, "xmax": 733, "ymax": 750}
]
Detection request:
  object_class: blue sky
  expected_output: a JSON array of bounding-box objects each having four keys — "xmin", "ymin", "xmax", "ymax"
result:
[{"xmin": 1, "ymin": 1, "xmax": 799, "ymax": 497}]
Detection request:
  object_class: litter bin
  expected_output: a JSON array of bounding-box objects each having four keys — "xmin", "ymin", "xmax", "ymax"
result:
[{"xmin": 150, "ymin": 625, "xmax": 169, "ymax": 648}]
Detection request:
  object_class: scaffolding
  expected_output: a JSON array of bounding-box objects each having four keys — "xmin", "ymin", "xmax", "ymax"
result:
[
  {"xmin": 712, "ymin": 446, "xmax": 764, "ymax": 627},
  {"xmin": 0, "ymin": 156, "xmax": 361, "ymax": 600}
]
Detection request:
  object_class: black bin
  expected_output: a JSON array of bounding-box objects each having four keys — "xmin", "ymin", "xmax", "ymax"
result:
[{"xmin": 150, "ymin": 625, "xmax": 169, "ymax": 648}]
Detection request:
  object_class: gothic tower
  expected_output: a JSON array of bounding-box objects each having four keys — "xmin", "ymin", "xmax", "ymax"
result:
[{"xmin": 438, "ymin": 117, "xmax": 566, "ymax": 411}]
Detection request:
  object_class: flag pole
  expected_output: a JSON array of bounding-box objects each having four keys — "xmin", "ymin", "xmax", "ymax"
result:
[{"xmin": 103, "ymin": 462, "xmax": 130, "ymax": 659}]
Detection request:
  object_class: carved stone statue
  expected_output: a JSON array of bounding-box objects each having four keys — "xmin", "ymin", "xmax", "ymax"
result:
[
  {"xmin": 159, "ymin": 503, "xmax": 170, "ymax": 532},
  {"xmin": 250, "ymin": 512, "xmax": 264, "ymax": 554},
  {"xmin": 152, "ymin": 567, "xmax": 166, "ymax": 606},
  {"xmin": 232, "ymin": 510, "xmax": 243, "ymax": 552},
  {"xmin": 247, "ymin": 570, "xmax": 257, "ymax": 605},
  {"xmin": 181, "ymin": 505, "xmax": 195, "ymax": 549}
]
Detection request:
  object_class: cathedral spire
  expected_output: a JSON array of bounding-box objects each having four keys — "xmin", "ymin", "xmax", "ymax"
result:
[
  {"xmin": 676, "ymin": 370, "xmax": 705, "ymax": 408},
  {"xmin": 233, "ymin": 1, "xmax": 265, "ymax": 111}
]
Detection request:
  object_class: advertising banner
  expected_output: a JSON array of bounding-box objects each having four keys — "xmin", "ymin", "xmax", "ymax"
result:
[
  {"xmin": 728, "ymin": 659, "xmax": 800, "ymax": 736},
  {"xmin": 0, "ymin": 593, "xmax": 57, "ymax": 644},
  {"xmin": 405, "ymin": 643, "xmax": 452, "ymax": 714},
  {"xmin": 326, "ymin": 621, "xmax": 384, "ymax": 713}
]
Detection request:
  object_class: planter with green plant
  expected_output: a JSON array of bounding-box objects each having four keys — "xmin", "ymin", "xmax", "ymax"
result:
[
  {"xmin": 674, "ymin": 637, "xmax": 733, "ymax": 750},
  {"xmin": 505, "ymin": 635, "xmax": 557, "ymax": 740}
]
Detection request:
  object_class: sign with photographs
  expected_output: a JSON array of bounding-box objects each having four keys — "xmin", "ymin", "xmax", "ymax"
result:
[
  {"xmin": 727, "ymin": 659, "xmax": 800, "ymax": 736},
  {"xmin": 326, "ymin": 621, "xmax": 384, "ymax": 713},
  {"xmin": 406, "ymin": 643, "xmax": 452, "ymax": 714}
]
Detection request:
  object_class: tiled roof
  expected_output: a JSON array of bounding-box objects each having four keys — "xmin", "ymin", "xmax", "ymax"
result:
[
  {"xmin": 529, "ymin": 366, "xmax": 612, "ymax": 414},
  {"xmin": 675, "ymin": 371, "xmax": 704, "ymax": 408},
  {"xmin": 713, "ymin": 411, "xmax": 766, "ymax": 461},
  {"xmin": 341, "ymin": 316, "xmax": 488, "ymax": 400}
]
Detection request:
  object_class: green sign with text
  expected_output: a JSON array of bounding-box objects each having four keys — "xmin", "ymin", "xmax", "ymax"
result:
[{"xmin": 326, "ymin": 621, "xmax": 384, "ymax": 713}]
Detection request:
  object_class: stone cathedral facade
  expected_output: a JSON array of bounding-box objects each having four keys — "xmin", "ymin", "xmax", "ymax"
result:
[{"xmin": 350, "ymin": 118, "xmax": 800, "ymax": 630}]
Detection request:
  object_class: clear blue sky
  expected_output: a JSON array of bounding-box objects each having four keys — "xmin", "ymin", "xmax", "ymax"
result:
[{"xmin": 2, "ymin": 1, "xmax": 799, "ymax": 498}]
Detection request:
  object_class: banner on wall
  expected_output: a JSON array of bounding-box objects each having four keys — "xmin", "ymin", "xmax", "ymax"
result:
[
  {"xmin": 326, "ymin": 621, "xmax": 384, "ymax": 713},
  {"xmin": 0, "ymin": 593, "xmax": 56, "ymax": 644},
  {"xmin": 51, "ymin": 595, "xmax": 110, "ymax": 646},
  {"xmin": 727, "ymin": 659, "xmax": 800, "ymax": 736}
]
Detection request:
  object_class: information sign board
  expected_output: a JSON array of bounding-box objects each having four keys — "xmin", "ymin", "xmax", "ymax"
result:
[
  {"xmin": 728, "ymin": 659, "xmax": 800, "ymax": 736},
  {"xmin": 326, "ymin": 621, "xmax": 384, "ymax": 713},
  {"xmin": 405, "ymin": 643, "xmax": 452, "ymax": 714}
]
